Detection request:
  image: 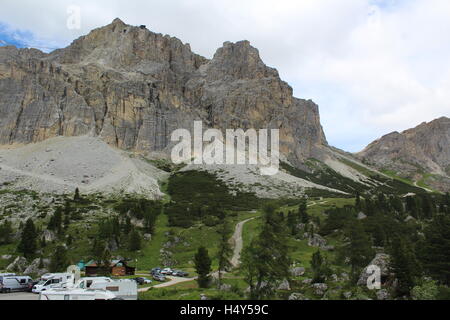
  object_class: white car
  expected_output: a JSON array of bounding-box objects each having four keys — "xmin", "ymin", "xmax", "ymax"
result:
[{"xmin": 160, "ymin": 268, "xmax": 173, "ymax": 275}]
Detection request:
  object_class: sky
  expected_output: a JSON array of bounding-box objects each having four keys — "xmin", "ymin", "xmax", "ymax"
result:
[{"xmin": 1, "ymin": 0, "xmax": 449, "ymax": 152}]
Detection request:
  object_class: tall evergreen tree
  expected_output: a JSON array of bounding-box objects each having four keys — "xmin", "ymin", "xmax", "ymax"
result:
[
  {"xmin": 389, "ymin": 237, "xmax": 420, "ymax": 297},
  {"xmin": 287, "ymin": 211, "xmax": 298, "ymax": 236},
  {"xmin": 194, "ymin": 246, "xmax": 212, "ymax": 288},
  {"xmin": 0, "ymin": 221, "xmax": 13, "ymax": 245},
  {"xmin": 128, "ymin": 230, "xmax": 141, "ymax": 251},
  {"xmin": 346, "ymin": 221, "xmax": 374, "ymax": 281},
  {"xmin": 49, "ymin": 245, "xmax": 68, "ymax": 273},
  {"xmin": 241, "ymin": 203, "xmax": 291, "ymax": 299},
  {"xmin": 18, "ymin": 219, "xmax": 38, "ymax": 258},
  {"xmin": 216, "ymin": 220, "xmax": 232, "ymax": 286},
  {"xmin": 74, "ymin": 188, "xmax": 81, "ymax": 201},
  {"xmin": 310, "ymin": 250, "xmax": 331, "ymax": 283},
  {"xmin": 420, "ymin": 215, "xmax": 450, "ymax": 285},
  {"xmin": 298, "ymin": 198, "xmax": 309, "ymax": 224},
  {"xmin": 48, "ymin": 208, "xmax": 63, "ymax": 233}
]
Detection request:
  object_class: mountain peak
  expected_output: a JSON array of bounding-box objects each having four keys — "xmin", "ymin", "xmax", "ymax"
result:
[
  {"xmin": 207, "ymin": 39, "xmax": 278, "ymax": 80},
  {"xmin": 358, "ymin": 117, "xmax": 450, "ymax": 192},
  {"xmin": 111, "ymin": 17, "xmax": 126, "ymax": 26}
]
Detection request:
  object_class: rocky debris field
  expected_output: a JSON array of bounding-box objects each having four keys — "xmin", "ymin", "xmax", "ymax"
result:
[{"xmin": 0, "ymin": 136, "xmax": 167, "ymax": 198}]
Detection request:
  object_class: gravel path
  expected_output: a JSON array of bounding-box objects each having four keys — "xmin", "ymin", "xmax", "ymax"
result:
[{"xmin": 230, "ymin": 217, "xmax": 256, "ymax": 268}]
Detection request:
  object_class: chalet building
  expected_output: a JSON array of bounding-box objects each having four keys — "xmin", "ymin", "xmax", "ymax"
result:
[{"xmin": 84, "ymin": 259, "xmax": 136, "ymax": 277}]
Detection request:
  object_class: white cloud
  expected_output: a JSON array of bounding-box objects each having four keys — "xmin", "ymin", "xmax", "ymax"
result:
[{"xmin": 0, "ymin": 0, "xmax": 449, "ymax": 152}]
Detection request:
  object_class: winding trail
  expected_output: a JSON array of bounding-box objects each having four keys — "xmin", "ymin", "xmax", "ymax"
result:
[
  {"xmin": 138, "ymin": 216, "xmax": 257, "ymax": 293},
  {"xmin": 414, "ymin": 180, "xmax": 433, "ymax": 193},
  {"xmin": 230, "ymin": 217, "xmax": 256, "ymax": 268}
]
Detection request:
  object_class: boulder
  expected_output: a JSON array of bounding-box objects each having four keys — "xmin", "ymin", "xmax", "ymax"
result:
[
  {"xmin": 357, "ymin": 253, "xmax": 391, "ymax": 287},
  {"xmin": 311, "ymin": 283, "xmax": 328, "ymax": 296},
  {"xmin": 42, "ymin": 230, "xmax": 56, "ymax": 242},
  {"xmin": 343, "ymin": 291, "xmax": 352, "ymax": 299},
  {"xmin": 23, "ymin": 258, "xmax": 49, "ymax": 276},
  {"xmin": 302, "ymin": 278, "xmax": 313, "ymax": 285},
  {"xmin": 200, "ymin": 294, "xmax": 209, "ymax": 301},
  {"xmin": 376, "ymin": 289, "xmax": 390, "ymax": 300},
  {"xmin": 289, "ymin": 293, "xmax": 309, "ymax": 300},
  {"xmin": 307, "ymin": 233, "xmax": 327, "ymax": 248},
  {"xmin": 290, "ymin": 267, "xmax": 305, "ymax": 277},
  {"xmin": 143, "ymin": 234, "xmax": 152, "ymax": 241},
  {"xmin": 6, "ymin": 256, "xmax": 28, "ymax": 273},
  {"xmin": 219, "ymin": 284, "xmax": 232, "ymax": 291},
  {"xmin": 357, "ymin": 212, "xmax": 367, "ymax": 220},
  {"xmin": 277, "ymin": 280, "xmax": 291, "ymax": 291}
]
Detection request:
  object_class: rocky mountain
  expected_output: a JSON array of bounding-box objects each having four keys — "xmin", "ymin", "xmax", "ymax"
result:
[
  {"xmin": 357, "ymin": 117, "xmax": 450, "ymax": 192},
  {"xmin": 0, "ymin": 18, "xmax": 325, "ymax": 166},
  {"xmin": 0, "ymin": 18, "xmax": 432, "ymax": 197}
]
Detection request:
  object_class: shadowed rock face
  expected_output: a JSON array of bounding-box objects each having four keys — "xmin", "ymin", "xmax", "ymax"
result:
[
  {"xmin": 0, "ymin": 18, "xmax": 326, "ymax": 166},
  {"xmin": 357, "ymin": 117, "xmax": 450, "ymax": 192}
]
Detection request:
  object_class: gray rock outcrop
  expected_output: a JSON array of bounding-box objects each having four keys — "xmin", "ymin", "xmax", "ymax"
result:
[
  {"xmin": 6, "ymin": 256, "xmax": 28, "ymax": 273},
  {"xmin": 357, "ymin": 253, "xmax": 391, "ymax": 286}
]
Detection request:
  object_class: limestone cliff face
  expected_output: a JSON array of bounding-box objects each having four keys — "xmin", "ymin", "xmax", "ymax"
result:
[
  {"xmin": 357, "ymin": 117, "xmax": 450, "ymax": 191},
  {"xmin": 0, "ymin": 18, "xmax": 326, "ymax": 165}
]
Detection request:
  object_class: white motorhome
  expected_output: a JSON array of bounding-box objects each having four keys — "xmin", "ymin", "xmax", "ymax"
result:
[
  {"xmin": 32, "ymin": 273, "xmax": 74, "ymax": 293},
  {"xmin": 0, "ymin": 275, "xmax": 33, "ymax": 293},
  {"xmin": 0, "ymin": 273, "xmax": 16, "ymax": 277},
  {"xmin": 74, "ymin": 277, "xmax": 137, "ymax": 300},
  {"xmin": 39, "ymin": 288, "xmax": 117, "ymax": 300}
]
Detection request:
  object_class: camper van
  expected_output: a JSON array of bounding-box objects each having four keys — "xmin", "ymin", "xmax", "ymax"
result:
[
  {"xmin": 74, "ymin": 277, "xmax": 138, "ymax": 300},
  {"xmin": 0, "ymin": 275, "xmax": 33, "ymax": 293},
  {"xmin": 32, "ymin": 273, "xmax": 74, "ymax": 293},
  {"xmin": 39, "ymin": 288, "xmax": 117, "ymax": 300}
]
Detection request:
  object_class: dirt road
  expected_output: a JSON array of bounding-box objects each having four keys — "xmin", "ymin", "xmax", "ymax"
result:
[{"xmin": 230, "ymin": 217, "xmax": 256, "ymax": 268}]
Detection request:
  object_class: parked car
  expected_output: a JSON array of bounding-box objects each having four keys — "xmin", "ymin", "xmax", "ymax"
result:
[
  {"xmin": 135, "ymin": 277, "xmax": 152, "ymax": 285},
  {"xmin": 172, "ymin": 270, "xmax": 189, "ymax": 277},
  {"xmin": 160, "ymin": 268, "xmax": 173, "ymax": 275},
  {"xmin": 150, "ymin": 267, "xmax": 161, "ymax": 276},
  {"xmin": 152, "ymin": 274, "xmax": 166, "ymax": 282},
  {"xmin": 0, "ymin": 276, "xmax": 34, "ymax": 293}
]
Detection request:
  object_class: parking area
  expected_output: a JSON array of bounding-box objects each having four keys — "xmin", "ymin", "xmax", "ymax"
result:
[{"xmin": 0, "ymin": 292, "xmax": 39, "ymax": 300}]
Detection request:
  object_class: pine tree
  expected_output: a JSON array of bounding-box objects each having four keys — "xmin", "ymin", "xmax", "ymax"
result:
[
  {"xmin": 48, "ymin": 208, "xmax": 63, "ymax": 233},
  {"xmin": 18, "ymin": 219, "xmax": 38, "ymax": 258},
  {"xmin": 298, "ymin": 198, "xmax": 309, "ymax": 224},
  {"xmin": 74, "ymin": 188, "xmax": 81, "ymax": 201},
  {"xmin": 216, "ymin": 220, "xmax": 232, "ymax": 287},
  {"xmin": 0, "ymin": 221, "xmax": 13, "ymax": 245},
  {"xmin": 346, "ymin": 221, "xmax": 374, "ymax": 281},
  {"xmin": 128, "ymin": 230, "xmax": 141, "ymax": 251},
  {"xmin": 194, "ymin": 246, "xmax": 212, "ymax": 288},
  {"xmin": 49, "ymin": 245, "xmax": 68, "ymax": 272},
  {"xmin": 389, "ymin": 237, "xmax": 420, "ymax": 297},
  {"xmin": 420, "ymin": 215, "xmax": 450, "ymax": 285},
  {"xmin": 310, "ymin": 250, "xmax": 330, "ymax": 283},
  {"xmin": 241, "ymin": 203, "xmax": 291, "ymax": 299},
  {"xmin": 287, "ymin": 211, "xmax": 297, "ymax": 236}
]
